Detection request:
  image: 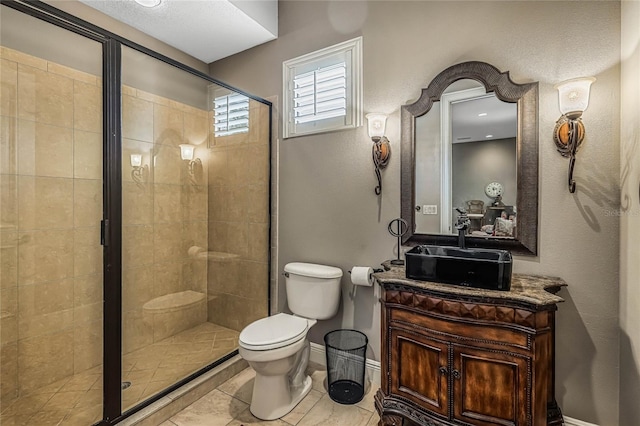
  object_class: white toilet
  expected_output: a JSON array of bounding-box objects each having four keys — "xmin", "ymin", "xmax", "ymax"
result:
[{"xmin": 238, "ymin": 262, "xmax": 342, "ymax": 420}]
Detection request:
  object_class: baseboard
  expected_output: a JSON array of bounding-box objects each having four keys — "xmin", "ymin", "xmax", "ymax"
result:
[
  {"xmin": 309, "ymin": 342, "xmax": 381, "ymax": 385},
  {"xmin": 563, "ymin": 417, "xmax": 599, "ymax": 426}
]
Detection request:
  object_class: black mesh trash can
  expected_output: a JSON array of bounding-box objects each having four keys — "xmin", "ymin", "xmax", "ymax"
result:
[{"xmin": 324, "ymin": 329, "xmax": 368, "ymax": 404}]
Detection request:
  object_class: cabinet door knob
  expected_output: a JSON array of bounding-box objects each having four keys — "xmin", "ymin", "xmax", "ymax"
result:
[
  {"xmin": 439, "ymin": 366, "xmax": 448, "ymax": 376},
  {"xmin": 452, "ymin": 369, "xmax": 461, "ymax": 379}
]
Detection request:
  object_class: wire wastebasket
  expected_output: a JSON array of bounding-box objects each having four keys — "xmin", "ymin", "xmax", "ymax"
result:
[{"xmin": 324, "ymin": 329, "xmax": 368, "ymax": 404}]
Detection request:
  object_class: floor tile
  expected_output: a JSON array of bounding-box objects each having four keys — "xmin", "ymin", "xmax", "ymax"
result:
[
  {"xmin": 306, "ymin": 363, "xmax": 327, "ymax": 394},
  {"xmin": 217, "ymin": 367, "xmax": 255, "ymax": 404},
  {"xmin": 296, "ymin": 393, "xmax": 373, "ymax": 426},
  {"xmin": 169, "ymin": 389, "xmax": 247, "ymax": 426},
  {"xmin": 281, "ymin": 389, "xmax": 323, "ymax": 425},
  {"xmin": 354, "ymin": 384, "xmax": 376, "ymax": 412},
  {"xmin": 226, "ymin": 407, "xmax": 293, "ymax": 425}
]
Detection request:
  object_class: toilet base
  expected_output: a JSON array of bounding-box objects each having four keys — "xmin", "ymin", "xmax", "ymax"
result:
[{"xmin": 249, "ymin": 375, "xmax": 312, "ymax": 421}]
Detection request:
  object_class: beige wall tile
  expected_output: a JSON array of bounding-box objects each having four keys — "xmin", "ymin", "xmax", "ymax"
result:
[
  {"xmin": 18, "ymin": 120, "xmax": 73, "ymax": 178},
  {"xmin": 74, "ymin": 275, "xmax": 102, "ymax": 309},
  {"xmin": 18, "ymin": 278, "xmax": 73, "ymax": 320},
  {"xmin": 74, "ymin": 227, "xmax": 102, "ymax": 277},
  {"xmin": 247, "ymin": 223, "xmax": 268, "ymax": 262},
  {"xmin": 74, "ymin": 80, "xmax": 101, "ymax": 133},
  {"xmin": 122, "ymin": 138, "xmax": 153, "ymax": 184},
  {"xmin": 123, "ymin": 266, "xmax": 154, "ymax": 312},
  {"xmin": 154, "ymin": 144, "xmax": 182, "ymax": 185},
  {"xmin": 244, "ymin": 261, "xmax": 268, "ymax": 300},
  {"xmin": 153, "ymin": 261, "xmax": 183, "ymax": 298},
  {"xmin": 18, "ymin": 176, "xmax": 73, "ymax": 230},
  {"xmin": 226, "ymin": 147, "xmax": 249, "ymax": 186},
  {"xmin": 1, "ymin": 47, "xmax": 47, "ymax": 70},
  {"xmin": 183, "ymin": 258, "xmax": 207, "ymax": 294},
  {"xmin": 182, "ymin": 221, "xmax": 208, "ymax": 255},
  {"xmin": 207, "ymin": 294, "xmax": 266, "ymax": 332},
  {"xmin": 47, "ymin": 62, "xmax": 98, "ymax": 86},
  {"xmin": 154, "ymin": 222, "xmax": 184, "ymax": 264},
  {"xmin": 208, "ymin": 186, "xmax": 223, "ymax": 222},
  {"xmin": 154, "ymin": 104, "xmax": 183, "ymax": 146},
  {"xmin": 246, "ymin": 183, "xmax": 269, "ymax": 224},
  {"xmin": 122, "ymin": 309, "xmax": 153, "ymax": 355},
  {"xmin": 18, "ymin": 229, "xmax": 74, "ymax": 285},
  {"xmin": 207, "ymin": 148, "xmax": 228, "ymax": 187},
  {"xmin": 184, "ymin": 113, "xmax": 209, "ymax": 147},
  {"xmin": 121, "ymin": 85, "xmax": 136, "ymax": 97},
  {"xmin": 74, "ymin": 301, "xmax": 102, "ymax": 325},
  {"xmin": 0, "ymin": 287, "xmax": 18, "ymax": 345},
  {"xmin": 154, "ymin": 184, "xmax": 182, "ymax": 223},
  {"xmin": 123, "ymin": 225, "xmax": 154, "ymax": 270},
  {"xmin": 74, "ymin": 130, "xmax": 102, "ymax": 180},
  {"xmin": 1, "ymin": 115, "xmax": 17, "ymax": 174},
  {"xmin": 18, "ymin": 331, "xmax": 74, "ymax": 393},
  {"xmin": 206, "ymin": 257, "xmax": 242, "ymax": 296},
  {"xmin": 73, "ymin": 319, "xmax": 102, "ymax": 374},
  {"xmin": 1, "ymin": 175, "xmax": 17, "ymax": 229},
  {"xmin": 122, "ymin": 95, "xmax": 153, "ymax": 143},
  {"xmin": 208, "ymin": 222, "xmax": 248, "ymax": 259},
  {"xmin": 0, "ymin": 342, "xmax": 18, "ymax": 402},
  {"xmin": 151, "ymin": 300, "xmax": 206, "ymax": 342},
  {"xmin": 182, "ymin": 186, "xmax": 208, "ymax": 222},
  {"xmin": 0, "ymin": 231, "xmax": 18, "ymax": 289},
  {"xmin": 18, "ymin": 64, "xmax": 74, "ymax": 127},
  {"xmin": 246, "ymin": 145, "xmax": 269, "ymax": 185},
  {"xmin": 123, "ymin": 181, "xmax": 153, "ymax": 225},
  {"xmin": 136, "ymin": 89, "xmax": 170, "ymax": 107},
  {"xmin": 1, "ymin": 59, "xmax": 18, "ymax": 117},
  {"xmin": 74, "ymin": 178, "xmax": 102, "ymax": 228}
]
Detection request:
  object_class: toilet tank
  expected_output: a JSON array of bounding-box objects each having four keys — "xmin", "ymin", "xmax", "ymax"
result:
[{"xmin": 284, "ymin": 262, "xmax": 343, "ymax": 320}]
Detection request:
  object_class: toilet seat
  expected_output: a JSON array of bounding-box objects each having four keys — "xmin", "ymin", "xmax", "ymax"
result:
[{"xmin": 239, "ymin": 313, "xmax": 309, "ymax": 351}]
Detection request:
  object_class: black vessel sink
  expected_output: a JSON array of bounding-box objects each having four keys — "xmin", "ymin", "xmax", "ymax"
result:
[{"xmin": 405, "ymin": 245, "xmax": 512, "ymax": 291}]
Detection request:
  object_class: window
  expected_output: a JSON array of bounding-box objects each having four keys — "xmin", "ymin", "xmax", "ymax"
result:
[
  {"xmin": 283, "ymin": 36, "xmax": 362, "ymax": 138},
  {"xmin": 214, "ymin": 93, "xmax": 249, "ymax": 137}
]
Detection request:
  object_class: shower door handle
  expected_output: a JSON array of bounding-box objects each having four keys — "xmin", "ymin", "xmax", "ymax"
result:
[{"xmin": 101, "ymin": 219, "xmax": 109, "ymax": 247}]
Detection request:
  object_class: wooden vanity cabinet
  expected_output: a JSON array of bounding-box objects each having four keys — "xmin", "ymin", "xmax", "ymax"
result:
[{"xmin": 374, "ymin": 276, "xmax": 565, "ymax": 426}]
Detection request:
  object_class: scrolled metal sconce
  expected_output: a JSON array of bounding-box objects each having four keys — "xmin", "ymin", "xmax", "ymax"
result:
[
  {"xmin": 553, "ymin": 77, "xmax": 595, "ymax": 193},
  {"xmin": 366, "ymin": 113, "xmax": 391, "ymax": 195},
  {"xmin": 179, "ymin": 144, "xmax": 202, "ymax": 185},
  {"xmin": 130, "ymin": 154, "xmax": 148, "ymax": 188}
]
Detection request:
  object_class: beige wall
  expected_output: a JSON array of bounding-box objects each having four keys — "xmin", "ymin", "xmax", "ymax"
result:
[
  {"xmin": 0, "ymin": 46, "xmax": 103, "ymax": 401},
  {"xmin": 209, "ymin": 1, "xmax": 621, "ymax": 424},
  {"xmin": 206, "ymin": 100, "xmax": 271, "ymax": 332},
  {"xmin": 619, "ymin": 1, "xmax": 640, "ymax": 424}
]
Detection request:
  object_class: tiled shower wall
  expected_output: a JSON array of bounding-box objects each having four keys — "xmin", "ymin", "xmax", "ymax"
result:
[
  {"xmin": 120, "ymin": 84, "xmax": 210, "ymax": 354},
  {"xmin": 0, "ymin": 47, "xmax": 103, "ymax": 403},
  {"xmin": 206, "ymin": 101, "xmax": 270, "ymax": 332}
]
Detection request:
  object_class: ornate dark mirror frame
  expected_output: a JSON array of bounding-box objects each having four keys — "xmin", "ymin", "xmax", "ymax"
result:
[{"xmin": 401, "ymin": 61, "xmax": 539, "ymax": 255}]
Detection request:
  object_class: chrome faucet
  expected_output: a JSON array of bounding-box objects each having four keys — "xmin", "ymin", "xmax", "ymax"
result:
[{"xmin": 455, "ymin": 208, "xmax": 471, "ymax": 249}]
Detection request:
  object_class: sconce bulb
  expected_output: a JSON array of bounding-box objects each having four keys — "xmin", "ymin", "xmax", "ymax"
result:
[
  {"xmin": 179, "ymin": 144, "xmax": 195, "ymax": 161},
  {"xmin": 130, "ymin": 154, "xmax": 142, "ymax": 167},
  {"xmin": 555, "ymin": 77, "xmax": 595, "ymax": 119},
  {"xmin": 366, "ymin": 113, "xmax": 388, "ymax": 141}
]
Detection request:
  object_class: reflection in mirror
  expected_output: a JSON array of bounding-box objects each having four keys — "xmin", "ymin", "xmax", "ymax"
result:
[
  {"xmin": 415, "ymin": 79, "xmax": 517, "ymax": 238},
  {"xmin": 401, "ymin": 62, "xmax": 539, "ymax": 255}
]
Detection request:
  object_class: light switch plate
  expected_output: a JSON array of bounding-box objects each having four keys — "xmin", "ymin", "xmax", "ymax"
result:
[{"xmin": 423, "ymin": 205, "xmax": 438, "ymax": 215}]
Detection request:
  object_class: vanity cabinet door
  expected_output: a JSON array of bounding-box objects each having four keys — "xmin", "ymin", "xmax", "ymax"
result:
[
  {"xmin": 451, "ymin": 344, "xmax": 530, "ymax": 426},
  {"xmin": 389, "ymin": 327, "xmax": 449, "ymax": 419}
]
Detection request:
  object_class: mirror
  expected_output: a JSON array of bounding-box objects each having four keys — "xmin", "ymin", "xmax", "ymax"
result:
[{"xmin": 401, "ymin": 62, "xmax": 539, "ymax": 255}]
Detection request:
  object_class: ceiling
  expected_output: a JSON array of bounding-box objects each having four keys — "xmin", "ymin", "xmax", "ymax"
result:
[
  {"xmin": 451, "ymin": 94, "xmax": 517, "ymax": 144},
  {"xmin": 79, "ymin": 0, "xmax": 278, "ymax": 63}
]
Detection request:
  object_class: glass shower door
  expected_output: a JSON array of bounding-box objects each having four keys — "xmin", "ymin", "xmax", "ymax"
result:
[{"xmin": 0, "ymin": 5, "xmax": 104, "ymax": 424}]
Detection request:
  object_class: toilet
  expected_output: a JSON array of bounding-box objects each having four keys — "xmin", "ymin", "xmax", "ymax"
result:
[{"xmin": 238, "ymin": 262, "xmax": 342, "ymax": 420}]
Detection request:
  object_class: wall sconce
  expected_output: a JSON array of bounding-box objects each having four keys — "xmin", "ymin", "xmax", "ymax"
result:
[
  {"xmin": 130, "ymin": 153, "xmax": 148, "ymax": 189},
  {"xmin": 553, "ymin": 77, "xmax": 596, "ymax": 193},
  {"xmin": 366, "ymin": 113, "xmax": 391, "ymax": 195},
  {"xmin": 179, "ymin": 144, "xmax": 202, "ymax": 185}
]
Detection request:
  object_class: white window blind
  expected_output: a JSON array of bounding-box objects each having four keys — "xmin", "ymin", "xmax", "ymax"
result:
[
  {"xmin": 293, "ymin": 62, "xmax": 347, "ymax": 124},
  {"xmin": 283, "ymin": 36, "xmax": 362, "ymax": 139},
  {"xmin": 214, "ymin": 93, "xmax": 249, "ymax": 137}
]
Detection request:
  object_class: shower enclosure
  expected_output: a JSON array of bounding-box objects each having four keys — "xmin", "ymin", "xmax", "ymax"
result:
[{"xmin": 0, "ymin": 2, "xmax": 271, "ymax": 425}]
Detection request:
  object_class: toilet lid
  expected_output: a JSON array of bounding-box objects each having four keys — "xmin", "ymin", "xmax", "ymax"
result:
[{"xmin": 239, "ymin": 313, "xmax": 308, "ymax": 350}]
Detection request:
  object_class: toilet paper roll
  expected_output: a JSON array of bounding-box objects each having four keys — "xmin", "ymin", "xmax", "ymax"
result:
[{"xmin": 351, "ymin": 266, "xmax": 374, "ymax": 287}]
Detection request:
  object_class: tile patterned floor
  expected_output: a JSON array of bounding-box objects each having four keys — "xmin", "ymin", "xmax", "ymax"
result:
[
  {"xmin": 161, "ymin": 362, "xmax": 381, "ymax": 426},
  {"xmin": 0, "ymin": 322, "xmax": 239, "ymax": 426}
]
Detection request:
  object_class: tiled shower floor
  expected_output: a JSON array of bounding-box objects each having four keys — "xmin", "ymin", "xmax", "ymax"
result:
[{"xmin": 0, "ymin": 322, "xmax": 239, "ymax": 426}]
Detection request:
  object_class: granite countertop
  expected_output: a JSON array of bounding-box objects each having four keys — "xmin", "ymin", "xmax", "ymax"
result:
[{"xmin": 373, "ymin": 261, "xmax": 566, "ymax": 307}]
